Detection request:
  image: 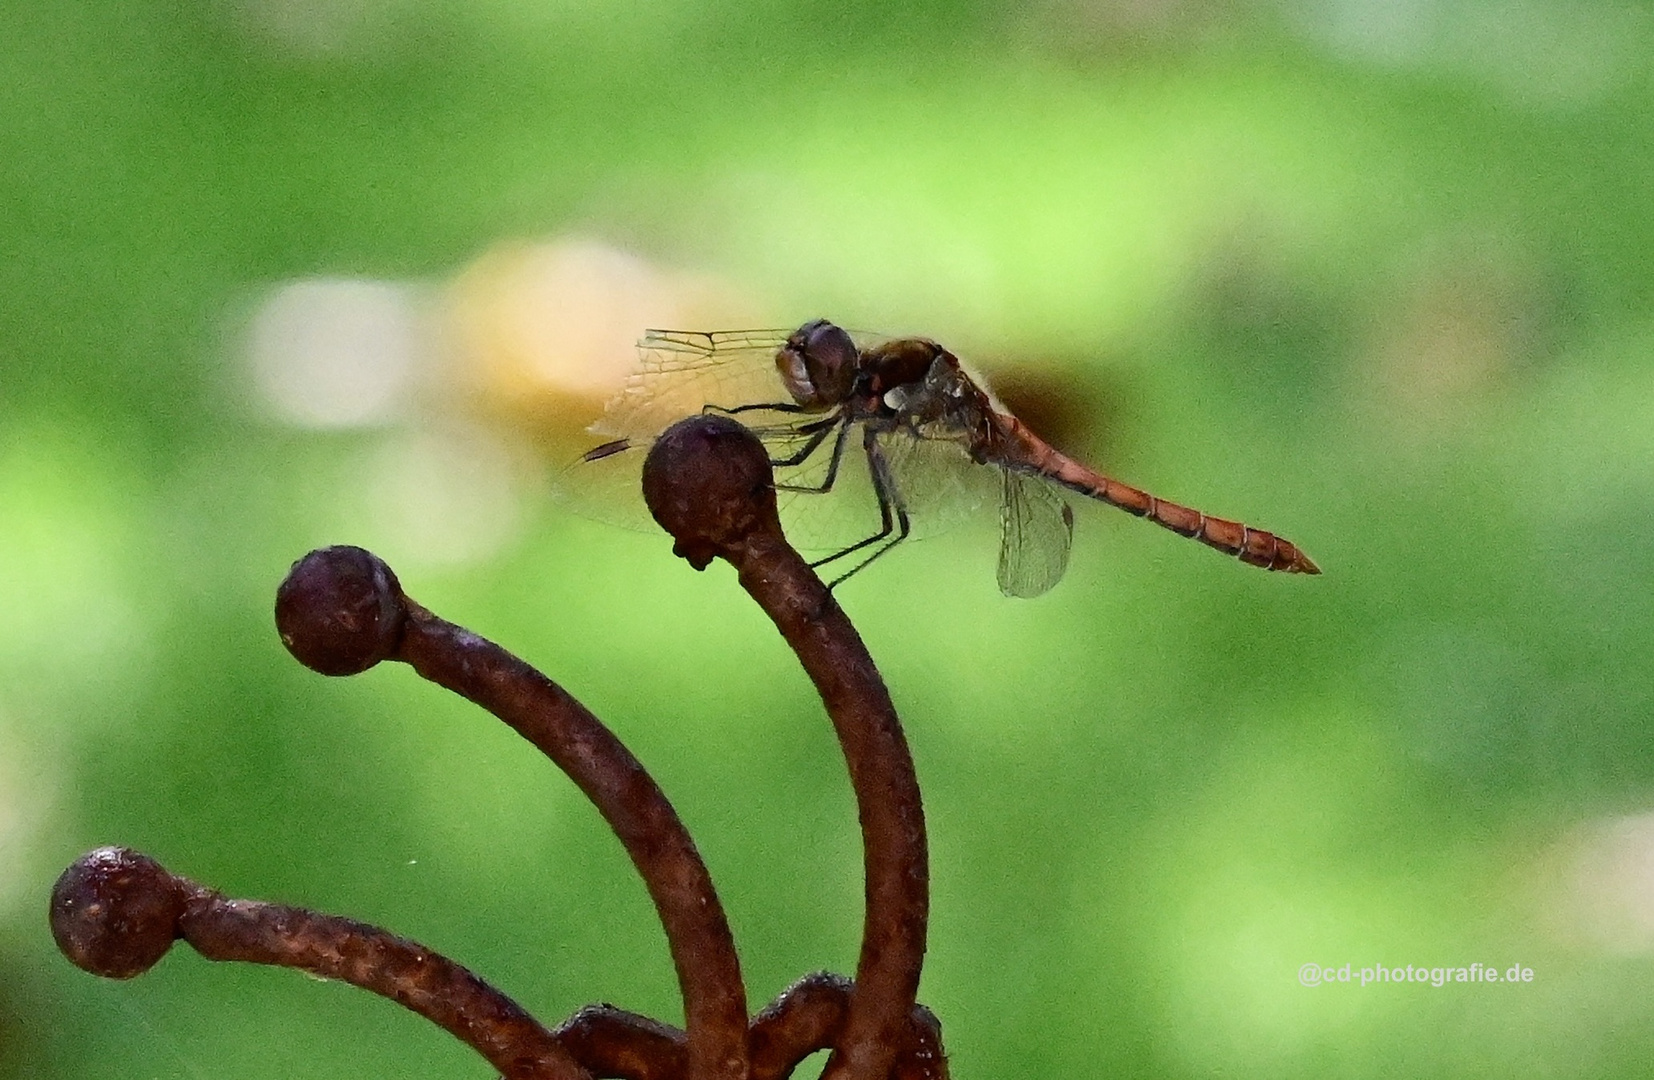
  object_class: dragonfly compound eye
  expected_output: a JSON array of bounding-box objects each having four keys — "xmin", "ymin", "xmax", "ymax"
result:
[{"xmin": 776, "ymin": 319, "xmax": 858, "ymax": 409}]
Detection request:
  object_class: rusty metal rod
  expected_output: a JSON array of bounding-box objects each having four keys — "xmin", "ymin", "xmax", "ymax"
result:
[
  {"xmin": 49, "ymin": 847, "xmax": 589, "ymax": 1080},
  {"xmin": 553, "ymin": 1004, "xmax": 687, "ymax": 1080},
  {"xmin": 274, "ymin": 546, "xmax": 749, "ymax": 1080},
  {"xmin": 641, "ymin": 416, "xmax": 930, "ymax": 1080},
  {"xmin": 747, "ymin": 971, "xmax": 947, "ymax": 1080}
]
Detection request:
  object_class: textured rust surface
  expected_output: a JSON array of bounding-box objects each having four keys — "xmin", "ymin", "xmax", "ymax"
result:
[
  {"xmin": 646, "ymin": 415, "xmax": 931, "ymax": 1080},
  {"xmin": 50, "ymin": 848, "xmax": 586, "ymax": 1080}
]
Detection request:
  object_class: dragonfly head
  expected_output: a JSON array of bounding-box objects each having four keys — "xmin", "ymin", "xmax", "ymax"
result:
[{"xmin": 776, "ymin": 319, "xmax": 858, "ymax": 409}]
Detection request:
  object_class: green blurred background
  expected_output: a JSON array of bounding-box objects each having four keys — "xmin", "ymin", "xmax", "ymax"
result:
[{"xmin": 6, "ymin": 1, "xmax": 1654, "ymax": 1076}]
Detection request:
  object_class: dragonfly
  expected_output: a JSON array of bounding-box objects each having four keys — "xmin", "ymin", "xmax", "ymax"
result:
[{"xmin": 572, "ymin": 319, "xmax": 1319, "ymax": 597}]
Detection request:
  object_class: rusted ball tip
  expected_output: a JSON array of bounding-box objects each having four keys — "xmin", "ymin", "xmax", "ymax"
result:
[
  {"xmin": 275, "ymin": 546, "xmax": 406, "ymax": 676},
  {"xmin": 50, "ymin": 847, "xmax": 187, "ymax": 979},
  {"xmin": 642, "ymin": 414, "xmax": 779, "ymax": 570}
]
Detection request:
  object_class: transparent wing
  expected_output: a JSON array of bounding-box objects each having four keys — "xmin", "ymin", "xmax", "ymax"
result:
[
  {"xmin": 551, "ymin": 437, "xmax": 658, "ymax": 532},
  {"xmin": 563, "ymin": 326, "xmax": 813, "ymax": 532},
  {"xmin": 771, "ymin": 425, "xmax": 887, "ymax": 552},
  {"xmin": 764, "ymin": 423, "xmax": 997, "ymax": 552},
  {"xmin": 555, "ymin": 405, "xmax": 831, "ymax": 535},
  {"xmin": 996, "ymin": 468, "xmax": 1075, "ymax": 598},
  {"xmin": 591, "ymin": 329, "xmax": 797, "ymax": 440},
  {"xmin": 877, "ymin": 429, "xmax": 999, "ymax": 538}
]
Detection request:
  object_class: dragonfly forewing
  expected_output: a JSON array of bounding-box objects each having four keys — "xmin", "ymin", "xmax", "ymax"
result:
[{"xmin": 592, "ymin": 329, "xmax": 798, "ymax": 441}]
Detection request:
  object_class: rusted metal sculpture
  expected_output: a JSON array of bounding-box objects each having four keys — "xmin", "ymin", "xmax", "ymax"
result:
[{"xmin": 49, "ymin": 413, "xmax": 947, "ymax": 1080}]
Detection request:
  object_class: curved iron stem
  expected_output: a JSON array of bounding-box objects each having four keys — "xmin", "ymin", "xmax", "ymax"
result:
[
  {"xmin": 641, "ymin": 416, "xmax": 930, "ymax": 1080},
  {"xmin": 50, "ymin": 847, "xmax": 588, "ymax": 1080},
  {"xmin": 274, "ymin": 547, "xmax": 749, "ymax": 1080}
]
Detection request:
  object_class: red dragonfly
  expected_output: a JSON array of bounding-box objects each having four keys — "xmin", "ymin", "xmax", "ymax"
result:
[{"xmin": 573, "ymin": 319, "xmax": 1318, "ymax": 597}]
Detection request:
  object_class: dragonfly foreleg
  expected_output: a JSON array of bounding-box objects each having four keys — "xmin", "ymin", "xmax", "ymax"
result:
[
  {"xmin": 811, "ymin": 428, "xmax": 912, "ymax": 590},
  {"xmin": 775, "ymin": 415, "xmax": 852, "ymax": 494},
  {"xmin": 705, "ymin": 401, "xmax": 809, "ymax": 417}
]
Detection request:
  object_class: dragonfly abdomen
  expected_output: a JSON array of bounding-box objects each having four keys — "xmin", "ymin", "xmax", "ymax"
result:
[{"xmin": 993, "ymin": 414, "xmax": 1320, "ymax": 574}]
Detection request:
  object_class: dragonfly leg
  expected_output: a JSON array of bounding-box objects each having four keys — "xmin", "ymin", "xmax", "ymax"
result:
[
  {"xmin": 701, "ymin": 404, "xmax": 847, "ymax": 484},
  {"xmin": 811, "ymin": 429, "xmax": 912, "ymax": 590},
  {"xmin": 705, "ymin": 401, "xmax": 808, "ymax": 417},
  {"xmin": 768, "ymin": 415, "xmax": 840, "ymax": 470},
  {"xmin": 775, "ymin": 415, "xmax": 852, "ymax": 493}
]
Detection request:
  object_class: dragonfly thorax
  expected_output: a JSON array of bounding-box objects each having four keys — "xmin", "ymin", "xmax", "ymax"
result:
[{"xmin": 860, "ymin": 337, "xmax": 944, "ymax": 396}]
